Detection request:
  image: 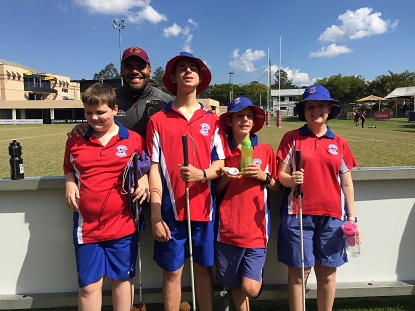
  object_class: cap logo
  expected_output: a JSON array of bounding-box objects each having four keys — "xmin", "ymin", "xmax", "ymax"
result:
[
  {"xmin": 309, "ymin": 86, "xmax": 316, "ymax": 94},
  {"xmin": 234, "ymin": 97, "xmax": 241, "ymax": 104},
  {"xmin": 130, "ymin": 47, "xmax": 141, "ymax": 54}
]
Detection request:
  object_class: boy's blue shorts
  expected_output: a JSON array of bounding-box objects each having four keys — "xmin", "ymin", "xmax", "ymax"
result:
[
  {"xmin": 74, "ymin": 233, "xmax": 138, "ymax": 288},
  {"xmin": 153, "ymin": 219, "xmax": 215, "ymax": 272},
  {"xmin": 278, "ymin": 215, "xmax": 347, "ymax": 268},
  {"xmin": 215, "ymin": 241, "xmax": 266, "ymax": 289}
]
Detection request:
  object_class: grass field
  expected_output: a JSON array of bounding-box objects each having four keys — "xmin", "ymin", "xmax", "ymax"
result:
[{"xmin": 1, "ymin": 117, "xmax": 414, "ymax": 178}]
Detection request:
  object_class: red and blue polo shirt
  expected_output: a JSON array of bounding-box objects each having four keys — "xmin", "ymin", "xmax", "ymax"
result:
[
  {"xmin": 217, "ymin": 134, "xmax": 277, "ymax": 248},
  {"xmin": 63, "ymin": 121, "xmax": 146, "ymax": 244},
  {"xmin": 277, "ymin": 125, "xmax": 357, "ymax": 220},
  {"xmin": 146, "ymin": 103, "xmax": 228, "ymax": 222}
]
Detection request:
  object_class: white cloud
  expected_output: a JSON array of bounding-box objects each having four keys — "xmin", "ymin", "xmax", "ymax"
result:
[
  {"xmin": 163, "ymin": 23, "xmax": 182, "ymax": 38},
  {"xmin": 309, "ymin": 44, "xmax": 352, "ymax": 58},
  {"xmin": 72, "ymin": 0, "xmax": 166, "ymax": 24},
  {"xmin": 188, "ymin": 19, "xmax": 198, "ymax": 28},
  {"xmin": 270, "ymin": 65, "xmax": 314, "ymax": 86},
  {"xmin": 319, "ymin": 7, "xmax": 399, "ymax": 42},
  {"xmin": 128, "ymin": 6, "xmax": 167, "ymax": 24},
  {"xmin": 229, "ymin": 49, "xmax": 266, "ymax": 73},
  {"xmin": 163, "ymin": 20, "xmax": 198, "ymax": 53}
]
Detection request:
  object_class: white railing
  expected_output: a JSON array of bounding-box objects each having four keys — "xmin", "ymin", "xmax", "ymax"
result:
[{"xmin": 1, "ymin": 167, "xmax": 414, "ymax": 309}]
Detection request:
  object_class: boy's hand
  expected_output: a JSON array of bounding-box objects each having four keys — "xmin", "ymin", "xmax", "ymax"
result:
[
  {"xmin": 151, "ymin": 218, "xmax": 171, "ymax": 242},
  {"xmin": 130, "ymin": 174, "xmax": 150, "ymax": 204},
  {"xmin": 241, "ymin": 163, "xmax": 267, "ymax": 181},
  {"xmin": 65, "ymin": 182, "xmax": 80, "ymax": 211},
  {"xmin": 179, "ymin": 164, "xmax": 204, "ymax": 183},
  {"xmin": 220, "ymin": 166, "xmax": 242, "ymax": 179},
  {"xmin": 67, "ymin": 123, "xmax": 88, "ymax": 138},
  {"xmin": 291, "ymin": 168, "xmax": 304, "ymax": 185}
]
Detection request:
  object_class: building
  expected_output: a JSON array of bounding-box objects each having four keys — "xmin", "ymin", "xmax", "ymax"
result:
[
  {"xmin": 271, "ymin": 88, "xmax": 305, "ymax": 116},
  {"xmin": 0, "ymin": 59, "xmax": 82, "ymax": 124}
]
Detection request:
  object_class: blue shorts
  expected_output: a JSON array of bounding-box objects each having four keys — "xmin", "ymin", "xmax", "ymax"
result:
[
  {"xmin": 75, "ymin": 233, "xmax": 138, "ymax": 288},
  {"xmin": 153, "ymin": 219, "xmax": 215, "ymax": 272},
  {"xmin": 215, "ymin": 241, "xmax": 266, "ymax": 289},
  {"xmin": 277, "ymin": 215, "xmax": 347, "ymax": 268}
]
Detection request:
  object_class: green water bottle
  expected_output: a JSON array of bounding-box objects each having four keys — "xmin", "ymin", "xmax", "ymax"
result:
[{"xmin": 240, "ymin": 139, "xmax": 253, "ymax": 172}]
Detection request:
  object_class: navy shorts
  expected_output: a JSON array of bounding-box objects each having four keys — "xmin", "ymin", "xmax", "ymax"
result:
[
  {"xmin": 215, "ymin": 241, "xmax": 266, "ymax": 289},
  {"xmin": 278, "ymin": 215, "xmax": 347, "ymax": 268},
  {"xmin": 74, "ymin": 233, "xmax": 138, "ymax": 288},
  {"xmin": 153, "ymin": 219, "xmax": 215, "ymax": 272}
]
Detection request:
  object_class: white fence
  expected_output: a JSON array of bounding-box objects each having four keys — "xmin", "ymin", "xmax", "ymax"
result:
[{"xmin": 0, "ymin": 167, "xmax": 414, "ymax": 309}]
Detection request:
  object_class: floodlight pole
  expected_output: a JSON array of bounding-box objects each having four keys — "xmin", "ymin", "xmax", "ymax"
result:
[
  {"xmin": 113, "ymin": 19, "xmax": 125, "ymax": 86},
  {"xmin": 229, "ymin": 72, "xmax": 234, "ymax": 102}
]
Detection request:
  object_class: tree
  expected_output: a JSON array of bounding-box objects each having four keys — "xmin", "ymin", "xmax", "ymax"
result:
[
  {"xmin": 93, "ymin": 63, "xmax": 120, "ymax": 80},
  {"xmin": 272, "ymin": 69, "xmax": 296, "ymax": 89},
  {"xmin": 152, "ymin": 66, "xmax": 165, "ymax": 88}
]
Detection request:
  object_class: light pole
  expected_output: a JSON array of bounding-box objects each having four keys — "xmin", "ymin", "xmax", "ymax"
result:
[
  {"xmin": 229, "ymin": 72, "xmax": 234, "ymax": 102},
  {"xmin": 113, "ymin": 19, "xmax": 125, "ymax": 86}
]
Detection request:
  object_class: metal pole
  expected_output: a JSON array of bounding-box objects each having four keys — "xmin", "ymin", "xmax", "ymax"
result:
[
  {"xmin": 229, "ymin": 72, "xmax": 234, "ymax": 102},
  {"xmin": 113, "ymin": 19, "xmax": 125, "ymax": 86}
]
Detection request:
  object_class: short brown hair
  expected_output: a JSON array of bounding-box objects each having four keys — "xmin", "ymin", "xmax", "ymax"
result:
[{"xmin": 82, "ymin": 83, "xmax": 116, "ymax": 109}]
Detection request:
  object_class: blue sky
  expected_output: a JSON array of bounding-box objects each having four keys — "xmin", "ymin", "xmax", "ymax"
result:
[{"xmin": 2, "ymin": 0, "xmax": 413, "ymax": 87}]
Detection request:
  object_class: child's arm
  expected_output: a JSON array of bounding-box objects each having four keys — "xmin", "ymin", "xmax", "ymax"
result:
[
  {"xmin": 130, "ymin": 174, "xmax": 150, "ymax": 204},
  {"xmin": 149, "ymin": 162, "xmax": 171, "ymax": 242},
  {"xmin": 242, "ymin": 163, "xmax": 281, "ymax": 192},
  {"xmin": 65, "ymin": 172, "xmax": 79, "ymax": 211},
  {"xmin": 278, "ymin": 160, "xmax": 303, "ymax": 188},
  {"xmin": 179, "ymin": 159, "xmax": 225, "ymax": 183}
]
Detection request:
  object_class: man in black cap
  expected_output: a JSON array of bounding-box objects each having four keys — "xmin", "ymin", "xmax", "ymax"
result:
[{"xmin": 69, "ymin": 46, "xmax": 173, "ymax": 138}]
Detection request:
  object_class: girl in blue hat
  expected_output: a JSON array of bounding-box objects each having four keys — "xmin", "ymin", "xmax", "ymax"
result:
[{"xmin": 276, "ymin": 84, "xmax": 360, "ymax": 311}]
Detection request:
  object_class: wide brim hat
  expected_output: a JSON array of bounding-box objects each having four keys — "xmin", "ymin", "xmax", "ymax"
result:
[
  {"xmin": 220, "ymin": 97, "xmax": 265, "ymax": 134},
  {"xmin": 121, "ymin": 47, "xmax": 150, "ymax": 64},
  {"xmin": 163, "ymin": 52, "xmax": 211, "ymax": 95},
  {"xmin": 296, "ymin": 84, "xmax": 341, "ymax": 121}
]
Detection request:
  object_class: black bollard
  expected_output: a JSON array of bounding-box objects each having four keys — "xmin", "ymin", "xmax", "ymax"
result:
[{"xmin": 9, "ymin": 139, "xmax": 24, "ymax": 180}]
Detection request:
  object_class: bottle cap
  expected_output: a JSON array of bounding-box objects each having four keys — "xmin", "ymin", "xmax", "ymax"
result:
[{"xmin": 242, "ymin": 139, "xmax": 251, "ymax": 146}]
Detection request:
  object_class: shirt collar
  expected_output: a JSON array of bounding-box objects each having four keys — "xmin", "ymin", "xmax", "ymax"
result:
[
  {"xmin": 84, "ymin": 120, "xmax": 129, "ymax": 139},
  {"xmin": 164, "ymin": 102, "xmax": 206, "ymax": 114},
  {"xmin": 227, "ymin": 133, "xmax": 259, "ymax": 149},
  {"xmin": 299, "ymin": 124, "xmax": 335, "ymax": 139}
]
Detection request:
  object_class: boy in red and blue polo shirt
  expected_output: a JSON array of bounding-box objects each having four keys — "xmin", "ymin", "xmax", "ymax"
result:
[
  {"xmin": 215, "ymin": 97, "xmax": 281, "ymax": 310},
  {"xmin": 146, "ymin": 52, "xmax": 228, "ymax": 310},
  {"xmin": 64, "ymin": 83, "xmax": 148, "ymax": 311},
  {"xmin": 276, "ymin": 84, "xmax": 358, "ymax": 311}
]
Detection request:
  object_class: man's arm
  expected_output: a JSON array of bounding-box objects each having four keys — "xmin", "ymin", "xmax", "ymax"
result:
[{"xmin": 67, "ymin": 123, "xmax": 88, "ymax": 138}]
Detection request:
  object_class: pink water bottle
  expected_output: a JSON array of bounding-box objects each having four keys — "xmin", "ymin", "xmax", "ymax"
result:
[{"xmin": 342, "ymin": 221, "xmax": 360, "ymax": 257}]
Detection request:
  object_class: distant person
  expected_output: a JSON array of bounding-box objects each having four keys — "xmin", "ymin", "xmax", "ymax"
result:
[
  {"xmin": 215, "ymin": 97, "xmax": 281, "ymax": 311},
  {"xmin": 147, "ymin": 51, "xmax": 228, "ymax": 311},
  {"xmin": 276, "ymin": 84, "xmax": 360, "ymax": 311},
  {"xmin": 69, "ymin": 46, "xmax": 173, "ymax": 138},
  {"xmin": 353, "ymin": 109, "xmax": 360, "ymax": 126},
  {"xmin": 360, "ymin": 108, "xmax": 367, "ymax": 128},
  {"xmin": 63, "ymin": 83, "xmax": 149, "ymax": 311}
]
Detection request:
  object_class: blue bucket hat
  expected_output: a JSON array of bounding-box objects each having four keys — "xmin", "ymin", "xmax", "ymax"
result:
[
  {"xmin": 163, "ymin": 51, "xmax": 211, "ymax": 95},
  {"xmin": 220, "ymin": 97, "xmax": 265, "ymax": 134},
  {"xmin": 296, "ymin": 84, "xmax": 341, "ymax": 121}
]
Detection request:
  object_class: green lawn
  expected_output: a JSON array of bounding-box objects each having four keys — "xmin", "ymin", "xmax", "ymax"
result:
[{"xmin": 1, "ymin": 117, "xmax": 414, "ymax": 178}]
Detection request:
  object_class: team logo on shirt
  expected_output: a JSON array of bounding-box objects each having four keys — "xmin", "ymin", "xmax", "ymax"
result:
[
  {"xmin": 116, "ymin": 145, "xmax": 128, "ymax": 157},
  {"xmin": 200, "ymin": 123, "xmax": 210, "ymax": 136},
  {"xmin": 328, "ymin": 144, "xmax": 339, "ymax": 155},
  {"xmin": 254, "ymin": 158, "xmax": 262, "ymax": 167}
]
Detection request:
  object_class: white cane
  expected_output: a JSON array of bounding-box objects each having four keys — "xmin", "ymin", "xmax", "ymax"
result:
[
  {"xmin": 182, "ymin": 135, "xmax": 196, "ymax": 311},
  {"xmin": 295, "ymin": 150, "xmax": 306, "ymax": 311}
]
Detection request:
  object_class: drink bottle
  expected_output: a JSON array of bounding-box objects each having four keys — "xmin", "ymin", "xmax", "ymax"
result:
[
  {"xmin": 240, "ymin": 139, "xmax": 253, "ymax": 172},
  {"xmin": 9, "ymin": 139, "xmax": 24, "ymax": 180},
  {"xmin": 342, "ymin": 221, "xmax": 360, "ymax": 257}
]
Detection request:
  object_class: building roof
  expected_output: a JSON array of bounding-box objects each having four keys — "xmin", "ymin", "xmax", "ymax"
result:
[
  {"xmin": 271, "ymin": 89, "xmax": 305, "ymax": 97},
  {"xmin": 385, "ymin": 86, "xmax": 415, "ymax": 99}
]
